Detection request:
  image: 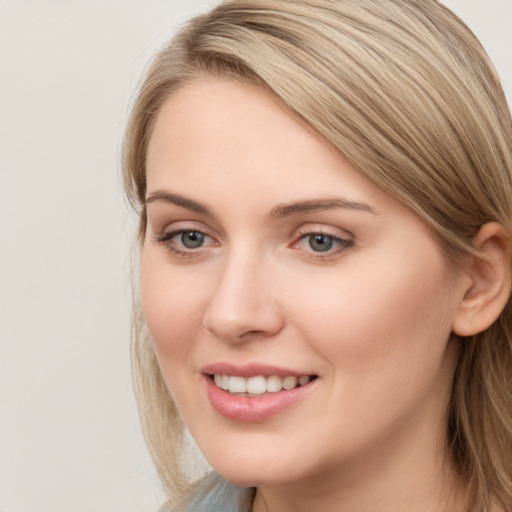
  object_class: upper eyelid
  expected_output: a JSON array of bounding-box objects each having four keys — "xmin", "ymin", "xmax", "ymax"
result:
[
  {"xmin": 293, "ymin": 222, "xmax": 354, "ymax": 239},
  {"xmin": 294, "ymin": 232, "xmax": 352, "ymax": 247},
  {"xmin": 153, "ymin": 220, "xmax": 214, "ymax": 236},
  {"xmin": 147, "ymin": 213, "xmax": 226, "ymax": 239},
  {"xmin": 156, "ymin": 227, "xmax": 213, "ymax": 242}
]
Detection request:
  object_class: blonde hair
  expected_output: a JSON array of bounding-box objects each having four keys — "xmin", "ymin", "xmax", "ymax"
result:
[{"xmin": 123, "ymin": 1, "xmax": 512, "ymax": 510}]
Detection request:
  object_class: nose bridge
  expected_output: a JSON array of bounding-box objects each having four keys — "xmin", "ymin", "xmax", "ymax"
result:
[{"xmin": 203, "ymin": 244, "xmax": 283, "ymax": 342}]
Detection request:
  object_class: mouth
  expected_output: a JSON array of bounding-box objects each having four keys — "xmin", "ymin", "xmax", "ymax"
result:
[
  {"xmin": 210, "ymin": 373, "xmax": 317, "ymax": 397},
  {"xmin": 202, "ymin": 363, "xmax": 319, "ymax": 421}
]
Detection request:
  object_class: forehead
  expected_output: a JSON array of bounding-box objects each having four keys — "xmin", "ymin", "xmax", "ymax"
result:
[
  {"xmin": 147, "ymin": 77, "xmax": 328, "ymax": 172},
  {"xmin": 146, "ymin": 77, "xmax": 390, "ymax": 207}
]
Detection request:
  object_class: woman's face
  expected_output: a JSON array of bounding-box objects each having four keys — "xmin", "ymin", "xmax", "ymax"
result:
[{"xmin": 141, "ymin": 78, "xmax": 465, "ymax": 487}]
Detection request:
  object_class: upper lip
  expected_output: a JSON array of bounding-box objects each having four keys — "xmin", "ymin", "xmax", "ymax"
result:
[{"xmin": 201, "ymin": 362, "xmax": 316, "ymax": 378}]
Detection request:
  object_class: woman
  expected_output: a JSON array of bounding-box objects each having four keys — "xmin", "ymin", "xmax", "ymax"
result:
[{"xmin": 123, "ymin": 1, "xmax": 512, "ymax": 510}]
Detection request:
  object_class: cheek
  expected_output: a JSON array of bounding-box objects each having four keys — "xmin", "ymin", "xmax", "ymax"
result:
[
  {"xmin": 139, "ymin": 248, "xmax": 208, "ymax": 359},
  {"xmin": 284, "ymin": 256, "xmax": 459, "ymax": 450},
  {"xmin": 287, "ymin": 252, "xmax": 457, "ymax": 381}
]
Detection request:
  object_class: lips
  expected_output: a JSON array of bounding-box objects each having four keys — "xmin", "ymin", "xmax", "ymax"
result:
[{"xmin": 202, "ymin": 363, "xmax": 318, "ymax": 422}]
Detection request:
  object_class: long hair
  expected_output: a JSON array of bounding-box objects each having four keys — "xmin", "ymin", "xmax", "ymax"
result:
[{"xmin": 123, "ymin": 1, "xmax": 512, "ymax": 510}]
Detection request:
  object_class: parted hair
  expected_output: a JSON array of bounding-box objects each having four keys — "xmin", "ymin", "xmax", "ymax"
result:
[{"xmin": 123, "ymin": 1, "xmax": 512, "ymax": 510}]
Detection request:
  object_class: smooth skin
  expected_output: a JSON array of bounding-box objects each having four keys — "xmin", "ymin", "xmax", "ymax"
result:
[{"xmin": 140, "ymin": 77, "xmax": 510, "ymax": 512}]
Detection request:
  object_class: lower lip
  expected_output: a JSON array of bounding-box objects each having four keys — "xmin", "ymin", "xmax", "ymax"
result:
[{"xmin": 204, "ymin": 376, "xmax": 316, "ymax": 423}]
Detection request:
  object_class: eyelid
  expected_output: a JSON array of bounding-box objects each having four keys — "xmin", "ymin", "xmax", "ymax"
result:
[
  {"xmin": 293, "ymin": 223, "xmax": 354, "ymax": 242},
  {"xmin": 145, "ymin": 206, "xmax": 224, "ymax": 238},
  {"xmin": 151, "ymin": 218, "xmax": 215, "ymax": 238},
  {"xmin": 154, "ymin": 228, "xmax": 213, "ymax": 245}
]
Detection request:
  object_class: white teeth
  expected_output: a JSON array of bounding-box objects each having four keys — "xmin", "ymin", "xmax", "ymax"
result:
[
  {"xmin": 266, "ymin": 375, "xmax": 282, "ymax": 393},
  {"xmin": 228, "ymin": 376, "xmax": 247, "ymax": 393},
  {"xmin": 213, "ymin": 374, "xmax": 314, "ymax": 395},
  {"xmin": 282, "ymin": 375, "xmax": 298, "ymax": 390},
  {"xmin": 247, "ymin": 376, "xmax": 267, "ymax": 394}
]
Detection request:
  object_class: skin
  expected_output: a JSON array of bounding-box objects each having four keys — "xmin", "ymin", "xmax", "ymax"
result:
[{"xmin": 141, "ymin": 77, "xmax": 472, "ymax": 512}]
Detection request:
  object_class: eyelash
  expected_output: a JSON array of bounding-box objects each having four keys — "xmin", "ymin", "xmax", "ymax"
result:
[
  {"xmin": 153, "ymin": 228, "xmax": 354, "ymax": 260},
  {"xmin": 153, "ymin": 229, "xmax": 215, "ymax": 259},
  {"xmin": 294, "ymin": 230, "xmax": 354, "ymax": 260}
]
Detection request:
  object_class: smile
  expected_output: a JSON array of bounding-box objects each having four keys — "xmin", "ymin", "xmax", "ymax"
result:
[
  {"xmin": 212, "ymin": 374, "xmax": 314, "ymax": 396},
  {"xmin": 205, "ymin": 373, "xmax": 318, "ymax": 422}
]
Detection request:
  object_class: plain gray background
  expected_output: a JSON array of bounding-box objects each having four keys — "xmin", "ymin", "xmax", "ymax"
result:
[{"xmin": 1, "ymin": 1, "xmax": 511, "ymax": 511}]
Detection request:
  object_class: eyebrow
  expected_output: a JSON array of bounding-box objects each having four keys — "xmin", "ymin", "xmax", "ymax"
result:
[
  {"xmin": 270, "ymin": 197, "xmax": 376, "ymax": 218},
  {"xmin": 145, "ymin": 190, "xmax": 212, "ymax": 215},
  {"xmin": 145, "ymin": 190, "xmax": 376, "ymax": 218}
]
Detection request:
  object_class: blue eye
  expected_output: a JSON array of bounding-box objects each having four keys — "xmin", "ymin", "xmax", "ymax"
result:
[
  {"xmin": 297, "ymin": 232, "xmax": 353, "ymax": 256},
  {"xmin": 179, "ymin": 231, "xmax": 205, "ymax": 249},
  {"xmin": 154, "ymin": 228, "xmax": 213, "ymax": 256},
  {"xmin": 307, "ymin": 234, "xmax": 335, "ymax": 252}
]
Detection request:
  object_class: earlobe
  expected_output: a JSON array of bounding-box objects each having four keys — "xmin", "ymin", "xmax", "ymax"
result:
[{"xmin": 452, "ymin": 222, "xmax": 512, "ymax": 337}]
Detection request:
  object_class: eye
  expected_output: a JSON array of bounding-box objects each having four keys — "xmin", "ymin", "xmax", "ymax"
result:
[
  {"xmin": 178, "ymin": 230, "xmax": 206, "ymax": 249},
  {"xmin": 305, "ymin": 234, "xmax": 336, "ymax": 252},
  {"xmin": 153, "ymin": 228, "xmax": 215, "ymax": 256},
  {"xmin": 296, "ymin": 231, "xmax": 353, "ymax": 256}
]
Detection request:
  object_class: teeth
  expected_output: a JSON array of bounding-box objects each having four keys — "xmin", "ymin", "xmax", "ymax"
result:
[
  {"xmin": 282, "ymin": 376, "xmax": 298, "ymax": 390},
  {"xmin": 229, "ymin": 376, "xmax": 247, "ymax": 393},
  {"xmin": 298, "ymin": 375, "xmax": 310, "ymax": 386},
  {"xmin": 247, "ymin": 376, "xmax": 267, "ymax": 394},
  {"xmin": 213, "ymin": 374, "xmax": 313, "ymax": 395},
  {"xmin": 266, "ymin": 375, "xmax": 282, "ymax": 393}
]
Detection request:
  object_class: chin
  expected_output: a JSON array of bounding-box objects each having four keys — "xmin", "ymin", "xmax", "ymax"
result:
[
  {"xmin": 202, "ymin": 444, "xmax": 317, "ymax": 488},
  {"xmin": 214, "ymin": 465, "xmax": 292, "ymax": 488}
]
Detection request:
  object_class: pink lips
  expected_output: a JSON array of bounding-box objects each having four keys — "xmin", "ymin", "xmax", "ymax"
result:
[{"xmin": 202, "ymin": 363, "xmax": 317, "ymax": 423}]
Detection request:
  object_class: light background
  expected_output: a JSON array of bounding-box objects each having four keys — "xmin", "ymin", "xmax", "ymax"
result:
[{"xmin": 0, "ymin": 1, "xmax": 510, "ymax": 511}]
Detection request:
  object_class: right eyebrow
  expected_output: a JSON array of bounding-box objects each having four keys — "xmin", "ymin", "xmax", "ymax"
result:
[{"xmin": 145, "ymin": 190, "xmax": 212, "ymax": 215}]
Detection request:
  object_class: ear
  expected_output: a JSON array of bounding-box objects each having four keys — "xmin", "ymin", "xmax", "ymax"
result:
[{"xmin": 453, "ymin": 222, "xmax": 512, "ymax": 337}]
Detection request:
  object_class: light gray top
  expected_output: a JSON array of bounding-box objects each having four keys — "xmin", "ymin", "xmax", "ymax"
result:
[{"xmin": 159, "ymin": 473, "xmax": 255, "ymax": 512}]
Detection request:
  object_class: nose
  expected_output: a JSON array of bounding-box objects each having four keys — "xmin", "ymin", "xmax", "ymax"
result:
[{"xmin": 202, "ymin": 249, "xmax": 285, "ymax": 343}]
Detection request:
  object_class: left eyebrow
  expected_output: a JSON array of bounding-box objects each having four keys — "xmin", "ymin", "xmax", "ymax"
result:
[{"xmin": 270, "ymin": 197, "xmax": 377, "ymax": 218}]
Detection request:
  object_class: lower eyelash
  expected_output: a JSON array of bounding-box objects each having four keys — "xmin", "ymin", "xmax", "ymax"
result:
[
  {"xmin": 297, "ymin": 233, "xmax": 354, "ymax": 259},
  {"xmin": 153, "ymin": 230, "xmax": 352, "ymax": 260},
  {"xmin": 153, "ymin": 231, "xmax": 203, "ymax": 258}
]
